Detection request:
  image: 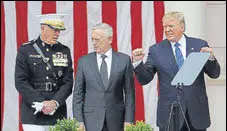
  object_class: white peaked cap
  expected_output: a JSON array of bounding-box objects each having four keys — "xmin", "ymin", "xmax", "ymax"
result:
[{"xmin": 39, "ymin": 14, "xmax": 67, "ymax": 30}]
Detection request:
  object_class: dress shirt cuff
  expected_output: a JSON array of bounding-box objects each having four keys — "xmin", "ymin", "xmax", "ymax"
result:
[
  {"xmin": 53, "ymin": 100, "xmax": 59, "ymax": 109},
  {"xmin": 208, "ymin": 54, "xmax": 216, "ymax": 61},
  {"xmin": 132, "ymin": 60, "xmax": 142, "ymax": 68}
]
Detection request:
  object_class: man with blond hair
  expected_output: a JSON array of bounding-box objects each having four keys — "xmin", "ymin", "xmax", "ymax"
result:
[{"xmin": 132, "ymin": 12, "xmax": 220, "ymax": 131}]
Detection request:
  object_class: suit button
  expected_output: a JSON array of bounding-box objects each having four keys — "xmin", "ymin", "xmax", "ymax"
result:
[
  {"xmin": 46, "ymin": 76, "xmax": 49, "ymax": 80},
  {"xmin": 46, "ymin": 48, "xmax": 49, "ymax": 52},
  {"xmin": 46, "ymin": 67, "xmax": 49, "ymax": 70},
  {"xmin": 33, "ymin": 63, "xmax": 37, "ymax": 65}
]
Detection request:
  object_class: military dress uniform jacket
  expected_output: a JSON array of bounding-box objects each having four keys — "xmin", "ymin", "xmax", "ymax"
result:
[{"xmin": 15, "ymin": 37, "xmax": 73, "ymax": 125}]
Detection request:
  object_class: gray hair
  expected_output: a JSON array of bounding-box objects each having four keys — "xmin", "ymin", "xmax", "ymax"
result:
[
  {"xmin": 163, "ymin": 12, "xmax": 185, "ymax": 31},
  {"xmin": 92, "ymin": 23, "xmax": 113, "ymax": 37}
]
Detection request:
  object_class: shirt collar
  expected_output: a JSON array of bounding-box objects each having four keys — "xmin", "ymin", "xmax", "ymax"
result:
[
  {"xmin": 170, "ymin": 35, "xmax": 186, "ymax": 47},
  {"xmin": 39, "ymin": 36, "xmax": 58, "ymax": 47},
  {"xmin": 97, "ymin": 48, "xmax": 112, "ymax": 59}
]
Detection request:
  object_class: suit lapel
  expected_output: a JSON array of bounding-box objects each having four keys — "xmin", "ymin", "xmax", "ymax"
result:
[
  {"xmin": 89, "ymin": 53, "xmax": 106, "ymax": 90},
  {"xmin": 162, "ymin": 36, "xmax": 194, "ymax": 75},
  {"xmin": 165, "ymin": 41, "xmax": 178, "ymax": 72},
  {"xmin": 185, "ymin": 36, "xmax": 195, "ymax": 57},
  {"xmin": 106, "ymin": 51, "xmax": 119, "ymax": 91}
]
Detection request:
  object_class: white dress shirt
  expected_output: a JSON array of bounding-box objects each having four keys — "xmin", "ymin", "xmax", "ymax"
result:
[
  {"xmin": 96, "ymin": 48, "xmax": 112, "ymax": 79},
  {"xmin": 170, "ymin": 35, "xmax": 186, "ymax": 60}
]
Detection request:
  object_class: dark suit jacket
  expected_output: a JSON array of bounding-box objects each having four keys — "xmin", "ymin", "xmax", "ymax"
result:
[
  {"xmin": 134, "ymin": 36, "xmax": 220, "ymax": 130},
  {"xmin": 73, "ymin": 50, "xmax": 135, "ymax": 131}
]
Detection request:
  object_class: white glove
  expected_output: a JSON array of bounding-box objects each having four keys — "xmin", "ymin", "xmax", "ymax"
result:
[{"xmin": 31, "ymin": 102, "xmax": 43, "ymax": 115}]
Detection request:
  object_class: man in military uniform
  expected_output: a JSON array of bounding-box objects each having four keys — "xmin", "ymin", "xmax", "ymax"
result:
[{"xmin": 14, "ymin": 14, "xmax": 73, "ymax": 131}]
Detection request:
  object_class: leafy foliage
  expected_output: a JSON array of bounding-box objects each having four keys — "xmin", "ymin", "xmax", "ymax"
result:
[
  {"xmin": 49, "ymin": 118, "xmax": 153, "ymax": 131},
  {"xmin": 125, "ymin": 120, "xmax": 154, "ymax": 131},
  {"xmin": 48, "ymin": 118, "xmax": 79, "ymax": 131}
]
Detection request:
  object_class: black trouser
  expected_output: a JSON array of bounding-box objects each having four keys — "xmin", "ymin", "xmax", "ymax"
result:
[
  {"xmin": 180, "ymin": 110, "xmax": 206, "ymax": 131},
  {"xmin": 160, "ymin": 109, "xmax": 206, "ymax": 131}
]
